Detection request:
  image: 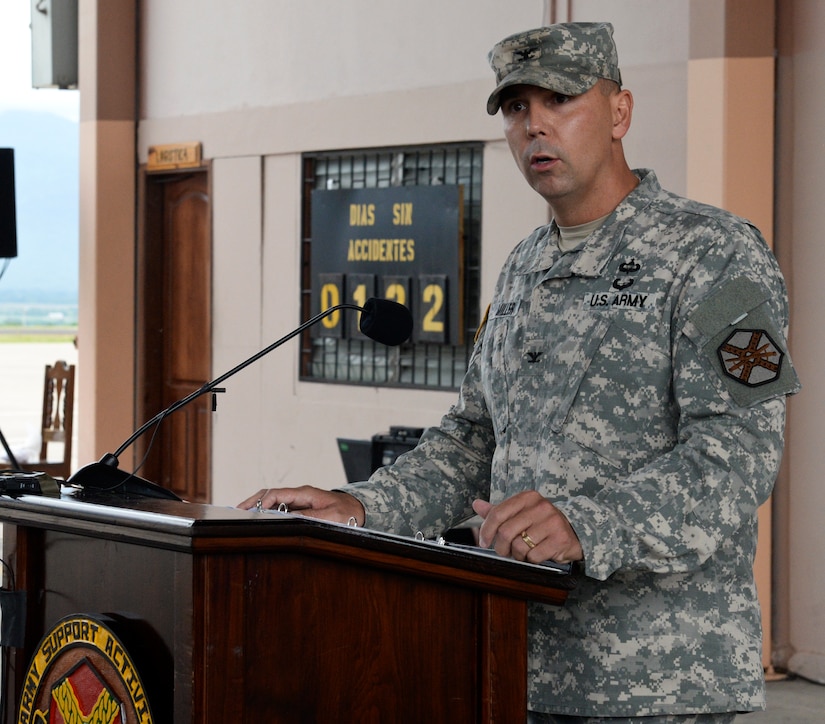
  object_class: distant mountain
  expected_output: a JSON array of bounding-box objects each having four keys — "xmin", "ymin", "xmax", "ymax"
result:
[{"xmin": 0, "ymin": 109, "xmax": 78, "ymax": 298}]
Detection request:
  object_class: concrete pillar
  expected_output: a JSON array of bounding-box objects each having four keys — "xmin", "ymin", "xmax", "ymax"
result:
[{"xmin": 77, "ymin": 0, "xmax": 137, "ymax": 466}]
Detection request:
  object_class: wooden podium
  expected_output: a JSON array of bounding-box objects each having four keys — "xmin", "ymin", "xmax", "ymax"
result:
[{"xmin": 0, "ymin": 491, "xmax": 574, "ymax": 723}]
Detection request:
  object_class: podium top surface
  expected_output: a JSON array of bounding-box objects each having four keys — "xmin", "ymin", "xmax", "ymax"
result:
[{"xmin": 0, "ymin": 489, "xmax": 576, "ymax": 604}]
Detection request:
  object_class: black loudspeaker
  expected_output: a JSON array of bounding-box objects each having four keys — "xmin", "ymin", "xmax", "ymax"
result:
[{"xmin": 0, "ymin": 148, "xmax": 17, "ymax": 259}]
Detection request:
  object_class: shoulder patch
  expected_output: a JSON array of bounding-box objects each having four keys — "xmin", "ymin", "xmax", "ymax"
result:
[
  {"xmin": 718, "ymin": 329, "xmax": 783, "ymax": 387},
  {"xmin": 687, "ymin": 277, "xmax": 800, "ymax": 405}
]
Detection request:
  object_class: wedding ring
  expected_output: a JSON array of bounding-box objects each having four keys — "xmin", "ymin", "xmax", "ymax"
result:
[
  {"xmin": 256, "ymin": 498, "xmax": 263, "ymax": 512},
  {"xmin": 521, "ymin": 530, "xmax": 537, "ymax": 549}
]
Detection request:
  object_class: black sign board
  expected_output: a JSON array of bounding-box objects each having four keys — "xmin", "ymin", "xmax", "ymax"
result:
[{"xmin": 311, "ymin": 186, "xmax": 463, "ymax": 344}]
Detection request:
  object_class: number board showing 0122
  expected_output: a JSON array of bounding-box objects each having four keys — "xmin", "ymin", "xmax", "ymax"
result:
[{"xmin": 316, "ymin": 273, "xmax": 450, "ymax": 344}]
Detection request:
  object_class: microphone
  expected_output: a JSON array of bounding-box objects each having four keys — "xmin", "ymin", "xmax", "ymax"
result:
[
  {"xmin": 359, "ymin": 297, "xmax": 414, "ymax": 346},
  {"xmin": 67, "ymin": 298, "xmax": 413, "ymax": 499}
]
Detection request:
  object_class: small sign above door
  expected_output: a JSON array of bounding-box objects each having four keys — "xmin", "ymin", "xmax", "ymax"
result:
[{"xmin": 148, "ymin": 142, "xmax": 203, "ymax": 172}]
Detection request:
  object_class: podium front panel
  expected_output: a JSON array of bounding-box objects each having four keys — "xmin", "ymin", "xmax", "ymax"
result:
[{"xmin": 0, "ymin": 493, "xmax": 573, "ymax": 722}]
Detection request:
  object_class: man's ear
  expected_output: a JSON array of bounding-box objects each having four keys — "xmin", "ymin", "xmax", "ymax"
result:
[{"xmin": 612, "ymin": 88, "xmax": 633, "ymax": 140}]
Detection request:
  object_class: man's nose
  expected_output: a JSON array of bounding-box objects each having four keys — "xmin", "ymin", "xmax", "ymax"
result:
[{"xmin": 526, "ymin": 108, "xmax": 547, "ymax": 136}]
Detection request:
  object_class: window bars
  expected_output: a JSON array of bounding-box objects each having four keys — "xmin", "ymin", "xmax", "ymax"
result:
[{"xmin": 300, "ymin": 143, "xmax": 483, "ymax": 390}]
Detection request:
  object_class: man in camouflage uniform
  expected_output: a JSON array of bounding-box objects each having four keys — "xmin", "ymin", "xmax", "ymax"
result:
[{"xmin": 241, "ymin": 22, "xmax": 800, "ymax": 722}]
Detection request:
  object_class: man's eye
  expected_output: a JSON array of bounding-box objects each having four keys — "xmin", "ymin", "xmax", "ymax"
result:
[
  {"xmin": 552, "ymin": 93, "xmax": 572, "ymax": 104},
  {"xmin": 506, "ymin": 100, "xmax": 527, "ymax": 113}
]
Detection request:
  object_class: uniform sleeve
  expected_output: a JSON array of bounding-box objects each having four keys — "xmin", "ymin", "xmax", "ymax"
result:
[
  {"xmin": 343, "ymin": 335, "xmax": 497, "ymax": 539},
  {"xmin": 556, "ymin": 232, "xmax": 801, "ymax": 581}
]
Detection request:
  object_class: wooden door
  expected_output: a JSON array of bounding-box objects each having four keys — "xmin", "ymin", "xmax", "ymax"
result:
[{"xmin": 137, "ymin": 170, "xmax": 212, "ymax": 502}]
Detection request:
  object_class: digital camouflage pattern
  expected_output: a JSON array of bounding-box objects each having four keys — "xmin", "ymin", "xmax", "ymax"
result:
[
  {"xmin": 487, "ymin": 22, "xmax": 622, "ymax": 114},
  {"xmin": 345, "ymin": 170, "xmax": 801, "ymax": 717}
]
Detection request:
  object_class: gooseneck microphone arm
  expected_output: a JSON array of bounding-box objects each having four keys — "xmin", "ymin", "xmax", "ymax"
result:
[
  {"xmin": 106, "ymin": 302, "xmax": 366, "ymax": 464},
  {"xmin": 67, "ymin": 298, "xmax": 413, "ymax": 498}
]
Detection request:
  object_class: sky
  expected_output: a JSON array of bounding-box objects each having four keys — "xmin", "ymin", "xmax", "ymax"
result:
[{"xmin": 0, "ymin": 1, "xmax": 79, "ymax": 121}]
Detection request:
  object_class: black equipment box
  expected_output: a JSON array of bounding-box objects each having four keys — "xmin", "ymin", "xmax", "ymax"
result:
[{"xmin": 371, "ymin": 426, "xmax": 424, "ymax": 470}]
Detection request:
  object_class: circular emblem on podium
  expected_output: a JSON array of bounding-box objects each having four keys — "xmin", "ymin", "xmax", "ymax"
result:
[{"xmin": 17, "ymin": 614, "xmax": 156, "ymax": 724}]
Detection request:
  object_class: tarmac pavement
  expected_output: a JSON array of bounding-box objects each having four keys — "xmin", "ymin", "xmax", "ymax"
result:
[{"xmin": 0, "ymin": 339, "xmax": 78, "ymax": 469}]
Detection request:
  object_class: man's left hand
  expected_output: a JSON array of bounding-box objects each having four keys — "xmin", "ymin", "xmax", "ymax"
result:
[{"xmin": 472, "ymin": 491, "xmax": 583, "ymax": 564}]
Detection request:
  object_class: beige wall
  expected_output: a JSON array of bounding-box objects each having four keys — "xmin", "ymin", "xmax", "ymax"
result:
[{"xmin": 138, "ymin": 0, "xmax": 540, "ymax": 120}]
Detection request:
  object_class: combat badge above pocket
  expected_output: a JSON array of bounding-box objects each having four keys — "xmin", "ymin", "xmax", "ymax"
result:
[{"xmin": 687, "ymin": 277, "xmax": 801, "ymax": 406}]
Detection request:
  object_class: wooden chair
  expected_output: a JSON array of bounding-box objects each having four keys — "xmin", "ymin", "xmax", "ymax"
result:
[{"xmin": 0, "ymin": 360, "xmax": 75, "ymax": 480}]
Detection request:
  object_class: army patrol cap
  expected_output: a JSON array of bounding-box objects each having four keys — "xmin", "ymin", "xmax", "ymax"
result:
[{"xmin": 487, "ymin": 22, "xmax": 622, "ymax": 115}]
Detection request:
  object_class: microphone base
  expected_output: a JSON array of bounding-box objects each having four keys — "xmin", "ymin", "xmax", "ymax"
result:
[{"xmin": 67, "ymin": 461, "xmax": 182, "ymax": 501}]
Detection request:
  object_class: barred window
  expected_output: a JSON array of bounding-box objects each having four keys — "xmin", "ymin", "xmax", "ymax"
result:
[{"xmin": 299, "ymin": 143, "xmax": 483, "ymax": 390}]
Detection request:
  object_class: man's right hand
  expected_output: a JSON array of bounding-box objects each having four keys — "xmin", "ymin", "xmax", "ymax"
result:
[{"xmin": 237, "ymin": 485, "xmax": 366, "ymax": 527}]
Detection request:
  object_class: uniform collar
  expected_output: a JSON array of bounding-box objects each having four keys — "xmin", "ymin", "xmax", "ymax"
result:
[{"xmin": 518, "ymin": 169, "xmax": 660, "ymax": 278}]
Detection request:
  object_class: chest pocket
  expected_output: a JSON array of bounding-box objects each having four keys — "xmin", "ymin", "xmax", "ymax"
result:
[
  {"xmin": 546, "ymin": 318, "xmax": 676, "ymax": 469},
  {"xmin": 535, "ymin": 314, "xmax": 613, "ymax": 431},
  {"xmin": 483, "ymin": 314, "xmax": 520, "ymax": 439}
]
